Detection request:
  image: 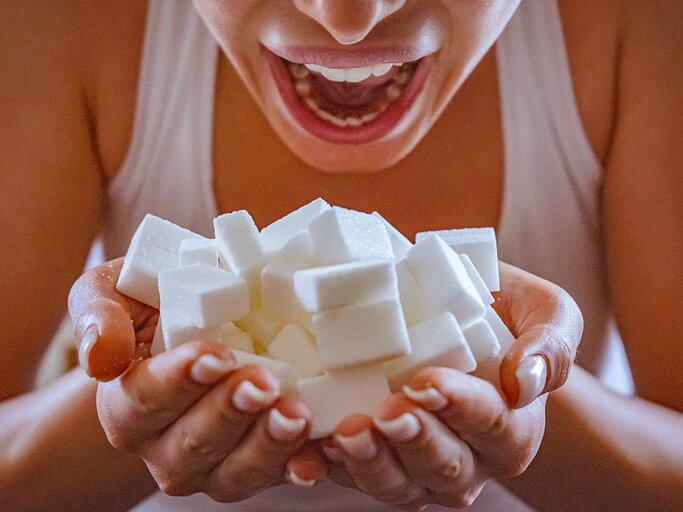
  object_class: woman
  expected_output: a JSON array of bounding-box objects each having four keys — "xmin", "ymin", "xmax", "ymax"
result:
[{"xmin": 1, "ymin": 0, "xmax": 681, "ymax": 510}]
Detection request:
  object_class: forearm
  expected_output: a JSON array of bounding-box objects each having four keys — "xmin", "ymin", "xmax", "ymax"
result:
[
  {"xmin": 504, "ymin": 366, "xmax": 683, "ymax": 511},
  {"xmin": 0, "ymin": 369, "xmax": 157, "ymax": 512}
]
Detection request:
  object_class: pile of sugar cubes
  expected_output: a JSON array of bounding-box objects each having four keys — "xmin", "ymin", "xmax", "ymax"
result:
[{"xmin": 117, "ymin": 199, "xmax": 515, "ymax": 439}]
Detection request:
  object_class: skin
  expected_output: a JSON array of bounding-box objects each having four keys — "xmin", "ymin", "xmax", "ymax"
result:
[{"xmin": 0, "ymin": 0, "xmax": 681, "ymax": 510}]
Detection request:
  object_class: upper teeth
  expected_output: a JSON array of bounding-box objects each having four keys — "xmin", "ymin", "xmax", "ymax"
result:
[{"xmin": 304, "ymin": 62, "xmax": 401, "ymax": 83}]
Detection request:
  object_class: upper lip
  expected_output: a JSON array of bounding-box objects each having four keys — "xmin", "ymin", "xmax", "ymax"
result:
[{"xmin": 264, "ymin": 45, "xmax": 436, "ymax": 68}]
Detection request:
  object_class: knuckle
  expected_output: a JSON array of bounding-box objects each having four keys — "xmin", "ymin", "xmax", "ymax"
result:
[
  {"xmin": 436, "ymin": 458, "xmax": 463, "ymax": 481},
  {"xmin": 422, "ymin": 457, "xmax": 464, "ymax": 490},
  {"xmin": 157, "ymin": 472, "xmax": 196, "ymax": 497},
  {"xmin": 496, "ymin": 459, "xmax": 529, "ymax": 478},
  {"xmin": 437, "ymin": 489, "xmax": 479, "ymax": 509},
  {"xmin": 105, "ymin": 429, "xmax": 137, "ymax": 453}
]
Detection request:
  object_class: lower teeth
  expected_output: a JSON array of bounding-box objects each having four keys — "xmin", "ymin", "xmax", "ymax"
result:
[{"xmin": 287, "ymin": 62, "xmax": 412, "ymax": 127}]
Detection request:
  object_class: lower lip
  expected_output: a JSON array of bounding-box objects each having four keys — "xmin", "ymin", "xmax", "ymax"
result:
[{"xmin": 266, "ymin": 50, "xmax": 434, "ymax": 145}]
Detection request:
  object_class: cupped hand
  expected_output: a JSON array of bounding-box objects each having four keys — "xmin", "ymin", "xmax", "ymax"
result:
[
  {"xmin": 320, "ymin": 262, "xmax": 582, "ymax": 510},
  {"xmin": 68, "ymin": 258, "xmax": 324, "ymax": 501}
]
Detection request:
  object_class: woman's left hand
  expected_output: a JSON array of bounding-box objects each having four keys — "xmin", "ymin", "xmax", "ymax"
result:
[{"xmin": 306, "ymin": 262, "xmax": 582, "ymax": 510}]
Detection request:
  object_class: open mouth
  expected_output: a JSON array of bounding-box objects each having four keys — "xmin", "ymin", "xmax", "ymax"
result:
[{"xmin": 266, "ymin": 50, "xmax": 434, "ymax": 144}]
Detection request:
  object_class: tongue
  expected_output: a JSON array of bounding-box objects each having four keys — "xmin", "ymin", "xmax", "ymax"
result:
[{"xmin": 310, "ymin": 71, "xmax": 395, "ymax": 108}]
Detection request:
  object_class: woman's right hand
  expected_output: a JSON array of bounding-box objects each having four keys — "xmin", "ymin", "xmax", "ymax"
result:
[{"xmin": 68, "ymin": 258, "xmax": 324, "ymax": 502}]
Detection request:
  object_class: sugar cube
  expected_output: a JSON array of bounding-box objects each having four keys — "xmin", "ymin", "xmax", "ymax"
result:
[
  {"xmin": 268, "ymin": 324, "xmax": 323, "ymax": 378},
  {"xmin": 385, "ymin": 312, "xmax": 476, "ymax": 391},
  {"xmin": 395, "ymin": 260, "xmax": 436, "ymax": 327},
  {"xmin": 417, "ymin": 227, "xmax": 499, "ymax": 291},
  {"xmin": 294, "ymin": 259, "xmax": 398, "ymax": 313},
  {"xmin": 260, "ymin": 198, "xmax": 330, "ymax": 255},
  {"xmin": 261, "ymin": 232, "xmax": 317, "ymax": 322},
  {"xmin": 484, "ymin": 306, "xmax": 516, "ymax": 353},
  {"xmin": 214, "ymin": 210, "xmax": 266, "ymax": 278},
  {"xmin": 405, "ymin": 234, "xmax": 486, "ymax": 328},
  {"xmin": 297, "ymin": 364, "xmax": 391, "ymax": 439},
  {"xmin": 372, "ymin": 211, "xmax": 412, "ymax": 261},
  {"xmin": 221, "ymin": 322, "xmax": 255, "ymax": 353},
  {"xmin": 117, "ymin": 214, "xmax": 205, "ymax": 308},
  {"xmin": 463, "ymin": 318, "xmax": 501, "ymax": 363},
  {"xmin": 179, "ymin": 238, "xmax": 218, "ymax": 267},
  {"xmin": 161, "ymin": 320, "xmax": 222, "ymax": 349},
  {"xmin": 234, "ymin": 307, "xmax": 285, "ymax": 347},
  {"xmin": 312, "ymin": 299, "xmax": 411, "ymax": 371},
  {"xmin": 232, "ymin": 350, "xmax": 298, "ymax": 393},
  {"xmin": 158, "ymin": 263, "xmax": 249, "ymax": 328},
  {"xmin": 309, "ymin": 207, "xmax": 394, "ymax": 265},
  {"xmin": 459, "ymin": 254, "xmax": 495, "ymax": 305}
]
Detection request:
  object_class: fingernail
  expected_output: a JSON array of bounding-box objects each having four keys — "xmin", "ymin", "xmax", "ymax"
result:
[
  {"xmin": 232, "ymin": 381, "xmax": 279, "ymax": 413},
  {"xmin": 79, "ymin": 325, "xmax": 99, "ymax": 377},
  {"xmin": 322, "ymin": 443, "xmax": 343, "ymax": 463},
  {"xmin": 402, "ymin": 385, "xmax": 449, "ymax": 411},
  {"xmin": 286, "ymin": 467, "xmax": 317, "ymax": 487},
  {"xmin": 268, "ymin": 408, "xmax": 307, "ymax": 442},
  {"xmin": 334, "ymin": 430, "xmax": 378, "ymax": 461},
  {"xmin": 515, "ymin": 356, "xmax": 547, "ymax": 407},
  {"xmin": 190, "ymin": 354, "xmax": 235, "ymax": 385},
  {"xmin": 373, "ymin": 413, "xmax": 421, "ymax": 443}
]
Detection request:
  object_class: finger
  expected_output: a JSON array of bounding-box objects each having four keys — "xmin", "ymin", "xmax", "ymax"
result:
[
  {"xmin": 68, "ymin": 257, "xmax": 158, "ymax": 380},
  {"xmin": 149, "ymin": 365, "xmax": 283, "ymax": 490},
  {"xmin": 372, "ymin": 394, "xmax": 484, "ymax": 503},
  {"xmin": 404, "ymin": 367, "xmax": 542, "ymax": 477},
  {"xmin": 205, "ymin": 396, "xmax": 311, "ymax": 503},
  {"xmin": 495, "ymin": 262, "xmax": 583, "ymax": 407},
  {"xmin": 97, "ymin": 341, "xmax": 237, "ymax": 452},
  {"xmin": 286, "ymin": 442, "xmax": 328, "ymax": 487},
  {"xmin": 333, "ymin": 415, "xmax": 428, "ymax": 509}
]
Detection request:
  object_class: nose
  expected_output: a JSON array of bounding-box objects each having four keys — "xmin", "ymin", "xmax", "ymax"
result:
[{"xmin": 293, "ymin": 0, "xmax": 406, "ymax": 45}]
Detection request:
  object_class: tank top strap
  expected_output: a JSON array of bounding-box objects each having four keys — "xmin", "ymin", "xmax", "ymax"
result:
[{"xmin": 104, "ymin": 0, "xmax": 218, "ymax": 258}]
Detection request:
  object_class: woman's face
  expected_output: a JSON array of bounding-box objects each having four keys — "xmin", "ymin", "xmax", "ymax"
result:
[{"xmin": 192, "ymin": 0, "xmax": 520, "ymax": 173}]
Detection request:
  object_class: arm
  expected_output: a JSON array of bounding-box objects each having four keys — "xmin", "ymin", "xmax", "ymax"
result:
[
  {"xmin": 505, "ymin": 2, "xmax": 683, "ymax": 509},
  {"xmin": 0, "ymin": 2, "xmax": 155, "ymax": 509}
]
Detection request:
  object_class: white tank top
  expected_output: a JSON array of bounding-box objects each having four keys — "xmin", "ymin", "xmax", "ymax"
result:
[{"xmin": 103, "ymin": 1, "xmax": 632, "ymax": 510}]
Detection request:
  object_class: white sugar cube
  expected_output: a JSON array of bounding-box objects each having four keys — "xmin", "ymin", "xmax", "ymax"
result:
[
  {"xmin": 234, "ymin": 307, "xmax": 285, "ymax": 347},
  {"xmin": 484, "ymin": 306, "xmax": 516, "ymax": 353},
  {"xmin": 463, "ymin": 318, "xmax": 500, "ymax": 363},
  {"xmin": 385, "ymin": 312, "xmax": 476, "ymax": 390},
  {"xmin": 372, "ymin": 211, "xmax": 412, "ymax": 261},
  {"xmin": 260, "ymin": 198, "xmax": 330, "ymax": 255},
  {"xmin": 294, "ymin": 259, "xmax": 398, "ymax": 313},
  {"xmin": 221, "ymin": 323, "xmax": 255, "ymax": 353},
  {"xmin": 232, "ymin": 350, "xmax": 298, "ymax": 393},
  {"xmin": 459, "ymin": 254, "xmax": 495, "ymax": 305},
  {"xmin": 117, "ymin": 214, "xmax": 205, "ymax": 308},
  {"xmin": 395, "ymin": 260, "xmax": 436, "ymax": 327},
  {"xmin": 298, "ymin": 364, "xmax": 391, "ymax": 439},
  {"xmin": 312, "ymin": 299, "xmax": 411, "ymax": 371},
  {"xmin": 261, "ymin": 232, "xmax": 317, "ymax": 322},
  {"xmin": 158, "ymin": 263, "xmax": 249, "ymax": 329},
  {"xmin": 417, "ymin": 227, "xmax": 499, "ymax": 291},
  {"xmin": 406, "ymin": 234, "xmax": 486, "ymax": 328},
  {"xmin": 179, "ymin": 238, "xmax": 218, "ymax": 267},
  {"xmin": 309, "ymin": 207, "xmax": 394, "ymax": 265},
  {"xmin": 214, "ymin": 210, "xmax": 266, "ymax": 278},
  {"xmin": 268, "ymin": 324, "xmax": 323, "ymax": 378},
  {"xmin": 161, "ymin": 320, "xmax": 222, "ymax": 350}
]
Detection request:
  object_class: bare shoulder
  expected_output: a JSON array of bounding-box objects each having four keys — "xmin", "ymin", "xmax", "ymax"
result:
[
  {"xmin": 0, "ymin": 0, "xmax": 147, "ymax": 177},
  {"xmin": 0, "ymin": 0, "xmax": 146, "ymax": 397},
  {"xmin": 602, "ymin": 0, "xmax": 682, "ymax": 409}
]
